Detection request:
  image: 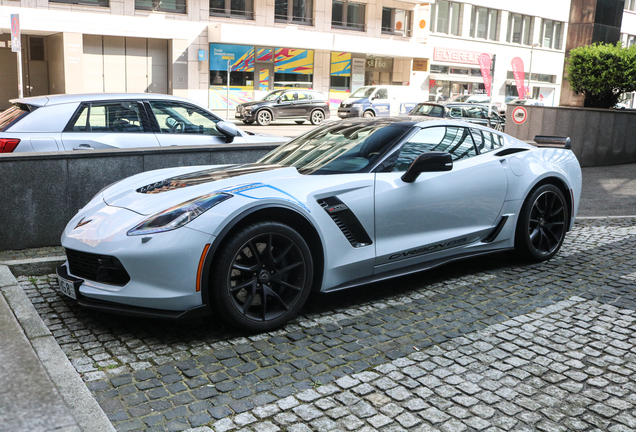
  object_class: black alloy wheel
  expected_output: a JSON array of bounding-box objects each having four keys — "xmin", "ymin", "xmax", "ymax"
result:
[
  {"xmin": 515, "ymin": 184, "xmax": 568, "ymax": 261},
  {"xmin": 212, "ymin": 221, "xmax": 313, "ymax": 332}
]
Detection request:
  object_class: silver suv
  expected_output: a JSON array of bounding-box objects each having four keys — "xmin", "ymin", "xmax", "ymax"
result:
[{"xmin": 0, "ymin": 93, "xmax": 286, "ymax": 153}]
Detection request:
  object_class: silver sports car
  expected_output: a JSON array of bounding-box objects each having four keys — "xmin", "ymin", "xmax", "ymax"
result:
[{"xmin": 58, "ymin": 117, "xmax": 582, "ymax": 332}]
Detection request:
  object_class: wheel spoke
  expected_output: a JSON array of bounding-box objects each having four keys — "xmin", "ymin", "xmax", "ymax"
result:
[
  {"xmin": 230, "ymin": 278, "xmax": 256, "ymax": 293},
  {"xmin": 272, "ymin": 261, "xmax": 303, "ymax": 279},
  {"xmin": 262, "ymin": 286, "xmax": 289, "ymax": 311},
  {"xmin": 242, "ymin": 292, "xmax": 255, "ymax": 314},
  {"xmin": 277, "ymin": 279, "xmax": 303, "ymax": 292},
  {"xmin": 247, "ymin": 241, "xmax": 261, "ymax": 264},
  {"xmin": 274, "ymin": 243, "xmax": 294, "ymax": 264},
  {"xmin": 232, "ymin": 262, "xmax": 259, "ymax": 273}
]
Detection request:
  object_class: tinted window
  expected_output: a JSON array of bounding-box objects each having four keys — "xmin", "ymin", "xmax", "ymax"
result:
[
  {"xmin": 393, "ymin": 126, "xmax": 476, "ymax": 171},
  {"xmin": 0, "ymin": 105, "xmax": 29, "ymax": 132},
  {"xmin": 409, "ymin": 104, "xmax": 443, "ymax": 117},
  {"xmin": 149, "ymin": 101, "xmax": 222, "ymax": 136},
  {"xmin": 69, "ymin": 102, "xmax": 144, "ymax": 133},
  {"xmin": 463, "ymin": 106, "xmax": 485, "ymax": 119},
  {"xmin": 470, "ymin": 128, "xmax": 504, "ymax": 153},
  {"xmin": 448, "ymin": 107, "xmax": 463, "ymax": 118}
]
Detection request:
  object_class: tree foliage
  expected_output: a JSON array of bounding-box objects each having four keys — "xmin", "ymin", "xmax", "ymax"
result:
[{"xmin": 565, "ymin": 42, "xmax": 636, "ymax": 108}]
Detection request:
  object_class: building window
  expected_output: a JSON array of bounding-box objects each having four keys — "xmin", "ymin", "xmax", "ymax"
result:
[
  {"xmin": 506, "ymin": 71, "xmax": 556, "ymax": 83},
  {"xmin": 470, "ymin": 7, "xmax": 498, "ymax": 40},
  {"xmin": 626, "ymin": 0, "xmax": 636, "ymax": 11},
  {"xmin": 430, "ymin": 1, "xmax": 461, "ymax": 36},
  {"xmin": 381, "ymin": 7, "xmax": 413, "ymax": 36},
  {"xmin": 332, "ymin": 1, "xmax": 365, "ymax": 31},
  {"xmin": 275, "ymin": 0, "xmax": 313, "ymax": 25},
  {"xmin": 50, "ymin": 0, "xmax": 108, "ymax": 6},
  {"xmin": 136, "ymin": 0, "xmax": 185, "ymax": 13},
  {"xmin": 540, "ymin": 19, "xmax": 564, "ymax": 49},
  {"xmin": 623, "ymin": 34, "xmax": 636, "ymax": 47},
  {"xmin": 210, "ymin": 0, "xmax": 254, "ymax": 19},
  {"xmin": 507, "ymin": 13, "xmax": 533, "ymax": 45}
]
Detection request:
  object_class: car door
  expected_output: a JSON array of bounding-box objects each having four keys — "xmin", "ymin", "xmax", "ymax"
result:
[
  {"xmin": 61, "ymin": 100, "xmax": 160, "ymax": 150},
  {"xmin": 370, "ymin": 88, "xmax": 391, "ymax": 116},
  {"xmin": 374, "ymin": 125, "xmax": 508, "ymax": 273},
  {"xmin": 273, "ymin": 91, "xmax": 297, "ymax": 118},
  {"xmin": 293, "ymin": 91, "xmax": 313, "ymax": 117},
  {"xmin": 146, "ymin": 100, "xmax": 244, "ymax": 146}
]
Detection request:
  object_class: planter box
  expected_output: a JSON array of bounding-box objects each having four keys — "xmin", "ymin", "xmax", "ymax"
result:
[{"xmin": 505, "ymin": 105, "xmax": 636, "ymax": 167}]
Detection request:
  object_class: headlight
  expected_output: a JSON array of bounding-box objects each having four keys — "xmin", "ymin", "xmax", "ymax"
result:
[
  {"xmin": 352, "ymin": 104, "xmax": 362, "ymax": 108},
  {"xmin": 244, "ymin": 106, "xmax": 253, "ymax": 112},
  {"xmin": 127, "ymin": 193, "xmax": 232, "ymax": 236}
]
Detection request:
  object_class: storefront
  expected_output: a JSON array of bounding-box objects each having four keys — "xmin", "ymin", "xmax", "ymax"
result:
[{"xmin": 427, "ymin": 47, "xmax": 488, "ymax": 101}]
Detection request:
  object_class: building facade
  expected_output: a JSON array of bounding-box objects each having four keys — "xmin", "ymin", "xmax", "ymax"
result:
[{"xmin": 0, "ymin": 0, "xmax": 595, "ymax": 112}]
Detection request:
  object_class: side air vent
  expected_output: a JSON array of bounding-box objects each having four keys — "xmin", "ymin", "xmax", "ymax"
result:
[
  {"xmin": 317, "ymin": 197, "xmax": 372, "ymax": 248},
  {"xmin": 495, "ymin": 148, "xmax": 529, "ymax": 157}
]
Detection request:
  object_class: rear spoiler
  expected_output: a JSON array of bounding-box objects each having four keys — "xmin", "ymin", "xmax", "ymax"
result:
[{"xmin": 533, "ymin": 135, "xmax": 571, "ymax": 149}]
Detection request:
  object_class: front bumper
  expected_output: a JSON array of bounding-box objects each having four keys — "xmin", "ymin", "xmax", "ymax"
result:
[
  {"xmin": 235, "ymin": 109, "xmax": 256, "ymax": 121},
  {"xmin": 338, "ymin": 107, "xmax": 363, "ymax": 118}
]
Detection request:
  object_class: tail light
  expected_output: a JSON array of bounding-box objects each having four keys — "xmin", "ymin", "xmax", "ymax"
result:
[{"xmin": 0, "ymin": 138, "xmax": 20, "ymax": 153}]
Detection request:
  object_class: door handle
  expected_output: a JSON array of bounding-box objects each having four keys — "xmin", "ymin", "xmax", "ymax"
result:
[{"xmin": 73, "ymin": 144, "xmax": 95, "ymax": 150}]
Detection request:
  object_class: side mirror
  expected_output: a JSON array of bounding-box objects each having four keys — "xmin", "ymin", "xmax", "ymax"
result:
[
  {"xmin": 216, "ymin": 121, "xmax": 239, "ymax": 143},
  {"xmin": 401, "ymin": 152, "xmax": 453, "ymax": 183}
]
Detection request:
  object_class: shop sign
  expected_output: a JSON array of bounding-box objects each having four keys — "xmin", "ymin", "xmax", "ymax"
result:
[
  {"xmin": 433, "ymin": 47, "xmax": 487, "ymax": 65},
  {"xmin": 413, "ymin": 59, "xmax": 429, "ymax": 72},
  {"xmin": 352, "ymin": 58, "xmax": 365, "ymax": 91},
  {"xmin": 366, "ymin": 57, "xmax": 393, "ymax": 72}
]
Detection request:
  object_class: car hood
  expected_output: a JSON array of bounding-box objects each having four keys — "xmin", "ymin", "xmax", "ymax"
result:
[
  {"xmin": 240, "ymin": 101, "xmax": 268, "ymax": 108},
  {"xmin": 102, "ymin": 164, "xmax": 301, "ymax": 215}
]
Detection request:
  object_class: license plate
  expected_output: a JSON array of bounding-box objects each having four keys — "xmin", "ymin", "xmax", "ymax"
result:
[{"xmin": 58, "ymin": 276, "xmax": 78, "ymax": 300}]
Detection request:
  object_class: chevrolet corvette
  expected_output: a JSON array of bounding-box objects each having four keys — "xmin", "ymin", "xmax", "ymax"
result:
[{"xmin": 58, "ymin": 117, "xmax": 582, "ymax": 331}]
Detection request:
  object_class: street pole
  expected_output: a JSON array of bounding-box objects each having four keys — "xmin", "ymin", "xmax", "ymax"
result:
[
  {"xmin": 16, "ymin": 47, "xmax": 23, "ymax": 98},
  {"xmin": 527, "ymin": 43, "xmax": 540, "ymax": 100},
  {"xmin": 226, "ymin": 59, "xmax": 230, "ymax": 121}
]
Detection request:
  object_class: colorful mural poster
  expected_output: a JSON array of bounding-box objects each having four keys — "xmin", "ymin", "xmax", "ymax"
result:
[
  {"xmin": 259, "ymin": 69, "xmax": 270, "ymax": 91},
  {"xmin": 274, "ymin": 49, "xmax": 314, "ymax": 74},
  {"xmin": 209, "ymin": 86, "xmax": 254, "ymax": 110},
  {"xmin": 209, "ymin": 44, "xmax": 254, "ymax": 72},
  {"xmin": 256, "ymin": 48, "xmax": 273, "ymax": 62},
  {"xmin": 330, "ymin": 52, "xmax": 351, "ymax": 76}
]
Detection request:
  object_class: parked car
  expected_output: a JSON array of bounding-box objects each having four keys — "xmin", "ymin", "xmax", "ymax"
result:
[
  {"xmin": 409, "ymin": 102, "xmax": 505, "ymax": 131},
  {"xmin": 0, "ymin": 94, "xmax": 286, "ymax": 153},
  {"xmin": 235, "ymin": 89, "xmax": 329, "ymax": 126},
  {"xmin": 58, "ymin": 117, "xmax": 581, "ymax": 331},
  {"xmin": 337, "ymin": 85, "xmax": 425, "ymax": 118}
]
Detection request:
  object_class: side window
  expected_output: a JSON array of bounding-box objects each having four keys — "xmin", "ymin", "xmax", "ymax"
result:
[
  {"xmin": 464, "ymin": 107, "xmax": 484, "ymax": 119},
  {"xmin": 393, "ymin": 126, "xmax": 476, "ymax": 171},
  {"xmin": 297, "ymin": 92, "xmax": 309, "ymax": 100},
  {"xmin": 470, "ymin": 128, "xmax": 505, "ymax": 153},
  {"xmin": 68, "ymin": 102, "xmax": 144, "ymax": 133},
  {"xmin": 430, "ymin": 106, "xmax": 444, "ymax": 117},
  {"xmin": 281, "ymin": 92, "xmax": 295, "ymax": 102},
  {"xmin": 375, "ymin": 88, "xmax": 388, "ymax": 99},
  {"xmin": 148, "ymin": 101, "xmax": 222, "ymax": 136},
  {"xmin": 449, "ymin": 107, "xmax": 463, "ymax": 118}
]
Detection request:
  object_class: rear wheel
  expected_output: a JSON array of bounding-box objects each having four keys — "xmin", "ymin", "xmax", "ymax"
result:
[
  {"xmin": 211, "ymin": 221, "xmax": 313, "ymax": 332},
  {"xmin": 515, "ymin": 184, "xmax": 568, "ymax": 261},
  {"xmin": 363, "ymin": 110, "xmax": 375, "ymax": 118},
  {"xmin": 256, "ymin": 110, "xmax": 272, "ymax": 126},
  {"xmin": 310, "ymin": 110, "xmax": 325, "ymax": 125}
]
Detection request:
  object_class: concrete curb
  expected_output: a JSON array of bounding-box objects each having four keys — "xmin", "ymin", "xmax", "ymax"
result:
[
  {"xmin": 0, "ymin": 266, "xmax": 115, "ymax": 432},
  {"xmin": 0, "ymin": 256, "xmax": 66, "ymax": 277}
]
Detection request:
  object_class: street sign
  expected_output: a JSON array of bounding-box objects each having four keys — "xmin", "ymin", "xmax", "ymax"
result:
[
  {"xmin": 512, "ymin": 106, "xmax": 528, "ymax": 125},
  {"xmin": 10, "ymin": 14, "xmax": 20, "ymax": 53}
]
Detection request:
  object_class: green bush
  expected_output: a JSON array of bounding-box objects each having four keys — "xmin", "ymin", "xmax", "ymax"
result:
[{"xmin": 565, "ymin": 42, "xmax": 636, "ymax": 108}]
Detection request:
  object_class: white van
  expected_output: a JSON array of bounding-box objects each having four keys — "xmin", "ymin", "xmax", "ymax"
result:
[{"xmin": 337, "ymin": 85, "xmax": 426, "ymax": 118}]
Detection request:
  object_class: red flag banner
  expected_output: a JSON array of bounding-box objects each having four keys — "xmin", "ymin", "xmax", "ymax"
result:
[
  {"xmin": 477, "ymin": 53, "xmax": 492, "ymax": 97},
  {"xmin": 511, "ymin": 57, "xmax": 525, "ymax": 100}
]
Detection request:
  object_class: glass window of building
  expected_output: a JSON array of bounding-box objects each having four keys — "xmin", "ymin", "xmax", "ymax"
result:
[
  {"xmin": 470, "ymin": 7, "xmax": 498, "ymax": 40},
  {"xmin": 52, "ymin": 0, "xmax": 108, "ymax": 6},
  {"xmin": 624, "ymin": 34, "xmax": 636, "ymax": 47},
  {"xmin": 210, "ymin": 0, "xmax": 254, "ymax": 18},
  {"xmin": 275, "ymin": 0, "xmax": 313, "ymax": 25},
  {"xmin": 332, "ymin": 1, "xmax": 366, "ymax": 31},
  {"xmin": 136, "ymin": 0, "xmax": 185, "ymax": 12},
  {"xmin": 430, "ymin": 1, "xmax": 461, "ymax": 36},
  {"xmin": 626, "ymin": 0, "xmax": 635, "ymax": 11},
  {"xmin": 540, "ymin": 19, "xmax": 564, "ymax": 49},
  {"xmin": 382, "ymin": 7, "xmax": 413, "ymax": 36},
  {"xmin": 507, "ymin": 13, "xmax": 534, "ymax": 45}
]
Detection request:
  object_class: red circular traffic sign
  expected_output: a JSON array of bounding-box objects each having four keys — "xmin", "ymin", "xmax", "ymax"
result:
[
  {"xmin": 11, "ymin": 16, "xmax": 19, "ymax": 38},
  {"xmin": 512, "ymin": 106, "xmax": 528, "ymax": 125}
]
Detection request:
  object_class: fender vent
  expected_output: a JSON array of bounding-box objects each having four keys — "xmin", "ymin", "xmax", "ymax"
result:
[
  {"xmin": 495, "ymin": 148, "xmax": 529, "ymax": 157},
  {"xmin": 317, "ymin": 197, "xmax": 372, "ymax": 248}
]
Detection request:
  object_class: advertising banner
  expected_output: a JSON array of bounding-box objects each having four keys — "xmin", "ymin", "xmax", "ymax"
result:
[
  {"xmin": 209, "ymin": 44, "xmax": 254, "ymax": 72},
  {"xmin": 511, "ymin": 57, "xmax": 525, "ymax": 99},
  {"xmin": 477, "ymin": 53, "xmax": 492, "ymax": 97}
]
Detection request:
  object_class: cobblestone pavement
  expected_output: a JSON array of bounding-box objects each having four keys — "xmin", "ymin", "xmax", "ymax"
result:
[{"xmin": 19, "ymin": 218, "xmax": 636, "ymax": 432}]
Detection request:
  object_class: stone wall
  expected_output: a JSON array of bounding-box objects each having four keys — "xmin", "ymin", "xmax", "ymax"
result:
[
  {"xmin": 0, "ymin": 144, "xmax": 280, "ymax": 251},
  {"xmin": 505, "ymin": 105, "xmax": 636, "ymax": 167}
]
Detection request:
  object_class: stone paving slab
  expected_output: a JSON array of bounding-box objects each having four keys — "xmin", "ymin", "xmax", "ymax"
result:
[{"xmin": 17, "ymin": 218, "xmax": 636, "ymax": 431}]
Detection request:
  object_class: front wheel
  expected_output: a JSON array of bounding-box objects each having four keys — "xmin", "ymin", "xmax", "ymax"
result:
[
  {"xmin": 256, "ymin": 110, "xmax": 272, "ymax": 126},
  {"xmin": 363, "ymin": 110, "xmax": 375, "ymax": 118},
  {"xmin": 211, "ymin": 221, "xmax": 313, "ymax": 332},
  {"xmin": 310, "ymin": 110, "xmax": 325, "ymax": 125},
  {"xmin": 515, "ymin": 184, "xmax": 568, "ymax": 262}
]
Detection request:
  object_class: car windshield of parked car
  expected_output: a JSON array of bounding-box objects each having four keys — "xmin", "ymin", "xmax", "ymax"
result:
[
  {"xmin": 262, "ymin": 90, "xmax": 285, "ymax": 101},
  {"xmin": 259, "ymin": 121, "xmax": 411, "ymax": 174},
  {"xmin": 410, "ymin": 104, "xmax": 443, "ymax": 117},
  {"xmin": 350, "ymin": 87, "xmax": 376, "ymax": 98}
]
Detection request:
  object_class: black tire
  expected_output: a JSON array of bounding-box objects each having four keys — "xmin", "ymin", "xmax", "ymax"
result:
[
  {"xmin": 242, "ymin": 120, "xmax": 255, "ymax": 125},
  {"xmin": 256, "ymin": 110, "xmax": 272, "ymax": 126},
  {"xmin": 363, "ymin": 110, "xmax": 375, "ymax": 118},
  {"xmin": 211, "ymin": 221, "xmax": 313, "ymax": 332},
  {"xmin": 310, "ymin": 110, "xmax": 325, "ymax": 125},
  {"xmin": 515, "ymin": 184, "xmax": 568, "ymax": 262},
  {"xmin": 295, "ymin": 120, "xmax": 305, "ymax": 125}
]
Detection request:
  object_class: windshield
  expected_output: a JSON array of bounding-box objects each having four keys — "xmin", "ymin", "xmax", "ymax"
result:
[
  {"xmin": 258, "ymin": 120, "xmax": 412, "ymax": 174},
  {"xmin": 409, "ymin": 104, "xmax": 440, "ymax": 116},
  {"xmin": 350, "ymin": 87, "xmax": 376, "ymax": 98},
  {"xmin": 262, "ymin": 90, "xmax": 285, "ymax": 101}
]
